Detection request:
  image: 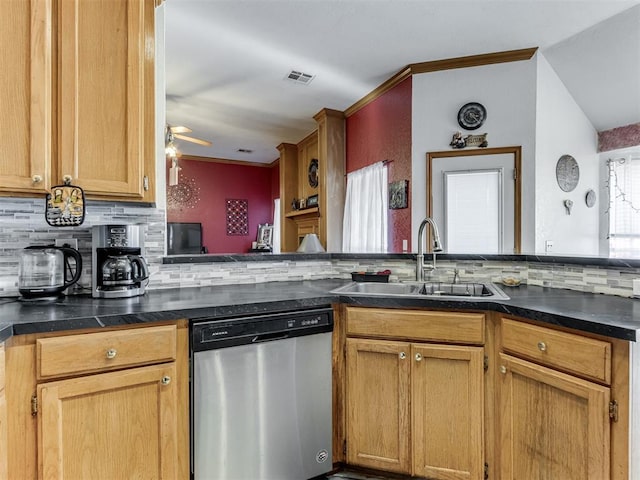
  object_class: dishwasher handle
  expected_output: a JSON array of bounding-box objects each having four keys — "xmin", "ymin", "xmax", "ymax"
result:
[{"xmin": 252, "ymin": 331, "xmax": 290, "ymax": 343}]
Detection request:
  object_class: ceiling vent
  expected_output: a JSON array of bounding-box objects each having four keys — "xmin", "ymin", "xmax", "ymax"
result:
[
  {"xmin": 237, "ymin": 148, "xmax": 253, "ymax": 154},
  {"xmin": 285, "ymin": 70, "xmax": 314, "ymax": 85}
]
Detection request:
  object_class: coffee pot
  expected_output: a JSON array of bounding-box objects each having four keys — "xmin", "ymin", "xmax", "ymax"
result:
[
  {"xmin": 100, "ymin": 254, "xmax": 149, "ymax": 286},
  {"xmin": 18, "ymin": 245, "xmax": 82, "ymax": 298}
]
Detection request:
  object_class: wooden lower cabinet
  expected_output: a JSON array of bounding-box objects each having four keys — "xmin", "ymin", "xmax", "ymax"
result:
[
  {"xmin": 0, "ymin": 344, "xmax": 6, "ymax": 480},
  {"xmin": 38, "ymin": 363, "xmax": 178, "ymax": 479},
  {"xmin": 412, "ymin": 344, "xmax": 484, "ymax": 479},
  {"xmin": 346, "ymin": 338, "xmax": 484, "ymax": 479},
  {"xmin": 4, "ymin": 321, "xmax": 189, "ymax": 479},
  {"xmin": 346, "ymin": 338, "xmax": 411, "ymax": 473},
  {"xmin": 499, "ymin": 353, "xmax": 611, "ymax": 480}
]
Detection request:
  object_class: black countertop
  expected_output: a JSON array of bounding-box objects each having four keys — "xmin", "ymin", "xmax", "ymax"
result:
[{"xmin": 0, "ymin": 279, "xmax": 639, "ymax": 343}]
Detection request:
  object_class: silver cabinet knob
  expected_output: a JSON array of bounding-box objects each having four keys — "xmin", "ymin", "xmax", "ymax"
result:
[
  {"xmin": 62, "ymin": 174, "xmax": 73, "ymax": 184},
  {"xmin": 32, "ymin": 175, "xmax": 43, "ymax": 183},
  {"xmin": 415, "ymin": 353, "xmax": 422, "ymax": 362},
  {"xmin": 500, "ymin": 366, "xmax": 507, "ymax": 374},
  {"xmin": 106, "ymin": 348, "xmax": 117, "ymax": 359},
  {"xmin": 399, "ymin": 352, "xmax": 406, "ymax": 360},
  {"xmin": 538, "ymin": 341, "xmax": 547, "ymax": 352},
  {"xmin": 161, "ymin": 376, "xmax": 171, "ymax": 385}
]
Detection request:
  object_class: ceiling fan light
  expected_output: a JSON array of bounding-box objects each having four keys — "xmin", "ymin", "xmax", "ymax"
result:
[{"xmin": 165, "ymin": 142, "xmax": 179, "ymax": 157}]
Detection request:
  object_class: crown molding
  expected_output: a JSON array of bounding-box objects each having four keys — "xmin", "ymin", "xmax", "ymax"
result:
[
  {"xmin": 344, "ymin": 47, "xmax": 538, "ymax": 117},
  {"xmin": 180, "ymin": 154, "xmax": 276, "ymax": 168}
]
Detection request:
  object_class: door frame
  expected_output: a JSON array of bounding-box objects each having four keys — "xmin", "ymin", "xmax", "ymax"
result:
[{"xmin": 427, "ymin": 146, "xmax": 522, "ymax": 254}]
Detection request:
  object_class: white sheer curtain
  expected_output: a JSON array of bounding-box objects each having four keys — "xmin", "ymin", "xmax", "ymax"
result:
[
  {"xmin": 342, "ymin": 162, "xmax": 388, "ymax": 252},
  {"xmin": 609, "ymin": 156, "xmax": 640, "ymax": 257},
  {"xmin": 272, "ymin": 198, "xmax": 281, "ymax": 254}
]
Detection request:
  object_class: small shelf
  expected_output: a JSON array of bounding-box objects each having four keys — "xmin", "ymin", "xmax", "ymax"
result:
[{"xmin": 285, "ymin": 207, "xmax": 320, "ymax": 218}]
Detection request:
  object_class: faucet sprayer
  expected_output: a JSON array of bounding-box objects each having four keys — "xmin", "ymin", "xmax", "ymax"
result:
[{"xmin": 416, "ymin": 217, "xmax": 443, "ymax": 281}]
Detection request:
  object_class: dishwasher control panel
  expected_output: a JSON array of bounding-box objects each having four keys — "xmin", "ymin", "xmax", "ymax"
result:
[{"xmin": 192, "ymin": 307, "xmax": 333, "ymax": 351}]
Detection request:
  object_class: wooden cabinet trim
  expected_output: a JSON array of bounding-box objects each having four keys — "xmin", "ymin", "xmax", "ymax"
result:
[
  {"xmin": 501, "ymin": 317, "xmax": 611, "ymax": 384},
  {"xmin": 37, "ymin": 324, "xmax": 177, "ymax": 380},
  {"xmin": 346, "ymin": 306, "xmax": 485, "ymax": 345}
]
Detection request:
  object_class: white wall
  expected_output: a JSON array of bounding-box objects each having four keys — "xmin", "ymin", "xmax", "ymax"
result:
[
  {"xmin": 534, "ymin": 53, "xmax": 599, "ymax": 256},
  {"xmin": 411, "ymin": 60, "xmax": 537, "ymax": 253}
]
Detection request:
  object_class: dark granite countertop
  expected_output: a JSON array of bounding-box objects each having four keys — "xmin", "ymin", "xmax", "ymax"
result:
[{"xmin": 0, "ymin": 279, "xmax": 639, "ymax": 343}]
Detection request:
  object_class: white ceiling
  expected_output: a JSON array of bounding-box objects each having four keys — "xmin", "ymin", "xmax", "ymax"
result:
[{"xmin": 164, "ymin": 0, "xmax": 640, "ymax": 164}]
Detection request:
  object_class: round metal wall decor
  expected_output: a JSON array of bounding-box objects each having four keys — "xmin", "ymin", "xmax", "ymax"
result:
[
  {"xmin": 585, "ymin": 189, "xmax": 596, "ymax": 208},
  {"xmin": 555, "ymin": 154, "xmax": 580, "ymax": 192}
]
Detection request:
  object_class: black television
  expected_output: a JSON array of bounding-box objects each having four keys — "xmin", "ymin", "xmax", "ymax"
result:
[{"xmin": 167, "ymin": 222, "xmax": 203, "ymax": 255}]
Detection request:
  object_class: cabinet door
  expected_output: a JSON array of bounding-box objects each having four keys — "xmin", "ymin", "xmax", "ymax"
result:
[
  {"xmin": 59, "ymin": 0, "xmax": 151, "ymax": 198},
  {"xmin": 499, "ymin": 353, "xmax": 610, "ymax": 480},
  {"xmin": 0, "ymin": 345, "xmax": 6, "ymax": 480},
  {"xmin": 0, "ymin": 0, "xmax": 52, "ymax": 195},
  {"xmin": 346, "ymin": 338, "xmax": 411, "ymax": 474},
  {"xmin": 412, "ymin": 344, "xmax": 484, "ymax": 479},
  {"xmin": 37, "ymin": 363, "xmax": 177, "ymax": 480}
]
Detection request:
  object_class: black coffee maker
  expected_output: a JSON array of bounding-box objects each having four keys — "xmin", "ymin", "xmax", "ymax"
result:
[{"xmin": 92, "ymin": 225, "xmax": 149, "ymax": 298}]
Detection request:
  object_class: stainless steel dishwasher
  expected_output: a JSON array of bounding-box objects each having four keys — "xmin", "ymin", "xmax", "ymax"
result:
[{"xmin": 191, "ymin": 307, "xmax": 333, "ymax": 480}]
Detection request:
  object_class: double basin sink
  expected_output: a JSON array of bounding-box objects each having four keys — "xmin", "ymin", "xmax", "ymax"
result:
[{"xmin": 331, "ymin": 280, "xmax": 509, "ymax": 301}]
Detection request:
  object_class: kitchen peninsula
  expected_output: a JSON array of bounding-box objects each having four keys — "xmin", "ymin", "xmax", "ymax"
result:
[{"xmin": 0, "ymin": 276, "xmax": 639, "ymax": 479}]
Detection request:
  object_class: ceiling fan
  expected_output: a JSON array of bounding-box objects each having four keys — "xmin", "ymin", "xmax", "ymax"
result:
[
  {"xmin": 165, "ymin": 124, "xmax": 212, "ymax": 186},
  {"xmin": 167, "ymin": 125, "xmax": 212, "ymax": 147}
]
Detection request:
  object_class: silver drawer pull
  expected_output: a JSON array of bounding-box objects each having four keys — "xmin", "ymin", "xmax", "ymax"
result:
[
  {"xmin": 106, "ymin": 348, "xmax": 117, "ymax": 359},
  {"xmin": 161, "ymin": 376, "xmax": 171, "ymax": 385},
  {"xmin": 399, "ymin": 352, "xmax": 406, "ymax": 360},
  {"xmin": 537, "ymin": 341, "xmax": 547, "ymax": 352},
  {"xmin": 415, "ymin": 353, "xmax": 422, "ymax": 362},
  {"xmin": 500, "ymin": 366, "xmax": 507, "ymax": 374}
]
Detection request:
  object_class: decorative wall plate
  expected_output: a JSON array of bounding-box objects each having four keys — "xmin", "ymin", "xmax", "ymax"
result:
[
  {"xmin": 457, "ymin": 102, "xmax": 486, "ymax": 130},
  {"xmin": 585, "ymin": 189, "xmax": 596, "ymax": 208},
  {"xmin": 556, "ymin": 154, "xmax": 579, "ymax": 192},
  {"xmin": 308, "ymin": 158, "xmax": 319, "ymax": 188}
]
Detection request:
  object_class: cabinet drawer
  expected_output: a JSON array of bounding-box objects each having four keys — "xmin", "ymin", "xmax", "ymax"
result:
[
  {"xmin": 501, "ymin": 318, "xmax": 611, "ymax": 384},
  {"xmin": 37, "ymin": 325, "xmax": 177, "ymax": 380},
  {"xmin": 346, "ymin": 307, "xmax": 484, "ymax": 344}
]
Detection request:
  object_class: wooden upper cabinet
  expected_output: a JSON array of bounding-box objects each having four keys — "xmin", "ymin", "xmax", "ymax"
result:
[
  {"xmin": 0, "ymin": 0, "xmax": 52, "ymax": 195},
  {"xmin": 58, "ymin": 0, "xmax": 153, "ymax": 199}
]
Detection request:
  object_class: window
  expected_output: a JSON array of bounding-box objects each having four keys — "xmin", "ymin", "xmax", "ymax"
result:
[{"xmin": 608, "ymin": 155, "xmax": 640, "ymax": 257}]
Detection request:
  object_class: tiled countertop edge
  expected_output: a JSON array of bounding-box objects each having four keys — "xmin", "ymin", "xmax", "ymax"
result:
[{"xmin": 162, "ymin": 252, "xmax": 640, "ymax": 268}]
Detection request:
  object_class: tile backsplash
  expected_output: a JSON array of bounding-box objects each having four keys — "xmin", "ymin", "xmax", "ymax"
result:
[{"xmin": 1, "ymin": 197, "xmax": 639, "ymax": 298}]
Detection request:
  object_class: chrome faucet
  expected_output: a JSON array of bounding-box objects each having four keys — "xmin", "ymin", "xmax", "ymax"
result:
[{"xmin": 416, "ymin": 217, "xmax": 443, "ymax": 281}]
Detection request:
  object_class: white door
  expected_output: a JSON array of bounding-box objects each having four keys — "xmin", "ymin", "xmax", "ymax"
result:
[{"xmin": 431, "ymin": 153, "xmax": 516, "ymax": 253}]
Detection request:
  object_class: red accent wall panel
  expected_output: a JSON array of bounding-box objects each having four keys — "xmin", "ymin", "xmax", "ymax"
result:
[
  {"xmin": 167, "ymin": 159, "xmax": 277, "ymax": 254},
  {"xmin": 345, "ymin": 77, "xmax": 412, "ymax": 252},
  {"xmin": 598, "ymin": 122, "xmax": 640, "ymax": 152}
]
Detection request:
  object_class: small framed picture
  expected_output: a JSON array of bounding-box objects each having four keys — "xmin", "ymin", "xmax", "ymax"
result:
[
  {"xmin": 257, "ymin": 223, "xmax": 274, "ymax": 247},
  {"xmin": 307, "ymin": 194, "xmax": 318, "ymax": 208},
  {"xmin": 389, "ymin": 180, "xmax": 408, "ymax": 209}
]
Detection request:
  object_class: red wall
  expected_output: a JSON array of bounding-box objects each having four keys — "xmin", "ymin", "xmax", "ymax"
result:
[
  {"xmin": 345, "ymin": 77, "xmax": 412, "ymax": 252},
  {"xmin": 167, "ymin": 159, "xmax": 277, "ymax": 254}
]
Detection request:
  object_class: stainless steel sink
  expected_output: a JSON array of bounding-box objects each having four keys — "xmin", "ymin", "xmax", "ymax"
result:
[{"xmin": 331, "ymin": 281, "xmax": 509, "ymax": 300}]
